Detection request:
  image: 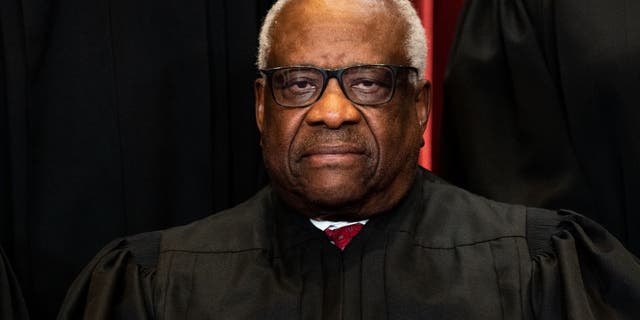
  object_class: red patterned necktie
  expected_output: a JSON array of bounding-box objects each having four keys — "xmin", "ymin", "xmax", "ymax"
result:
[{"xmin": 324, "ymin": 223, "xmax": 364, "ymax": 250}]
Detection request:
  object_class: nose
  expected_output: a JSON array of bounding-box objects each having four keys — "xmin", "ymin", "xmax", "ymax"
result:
[{"xmin": 305, "ymin": 79, "xmax": 362, "ymax": 128}]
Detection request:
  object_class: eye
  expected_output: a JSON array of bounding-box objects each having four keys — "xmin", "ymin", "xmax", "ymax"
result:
[
  {"xmin": 352, "ymin": 79, "xmax": 380, "ymax": 89},
  {"xmin": 350, "ymin": 78, "xmax": 389, "ymax": 92},
  {"xmin": 288, "ymin": 79, "xmax": 316, "ymax": 90},
  {"xmin": 283, "ymin": 78, "xmax": 318, "ymax": 94}
]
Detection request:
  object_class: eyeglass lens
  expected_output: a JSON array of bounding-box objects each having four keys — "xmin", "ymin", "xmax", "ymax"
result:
[{"xmin": 270, "ymin": 66, "xmax": 394, "ymax": 107}]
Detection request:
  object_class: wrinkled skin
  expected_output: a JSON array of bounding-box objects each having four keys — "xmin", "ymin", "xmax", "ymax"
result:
[{"xmin": 255, "ymin": 0, "xmax": 430, "ymax": 221}]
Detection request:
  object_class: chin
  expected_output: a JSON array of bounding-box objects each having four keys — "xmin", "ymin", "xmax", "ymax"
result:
[
  {"xmin": 298, "ymin": 184, "xmax": 368, "ymax": 213},
  {"xmin": 308, "ymin": 190, "xmax": 361, "ymax": 208}
]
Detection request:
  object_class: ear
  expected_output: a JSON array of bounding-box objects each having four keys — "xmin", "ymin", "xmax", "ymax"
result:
[
  {"xmin": 414, "ymin": 80, "xmax": 431, "ymax": 132},
  {"xmin": 255, "ymin": 78, "xmax": 265, "ymax": 134}
]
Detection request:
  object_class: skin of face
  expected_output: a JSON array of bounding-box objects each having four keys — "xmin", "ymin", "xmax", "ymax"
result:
[{"xmin": 255, "ymin": 0, "xmax": 430, "ymax": 221}]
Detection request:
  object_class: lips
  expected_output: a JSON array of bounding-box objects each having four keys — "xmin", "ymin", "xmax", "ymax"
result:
[{"xmin": 300, "ymin": 144, "xmax": 368, "ymax": 158}]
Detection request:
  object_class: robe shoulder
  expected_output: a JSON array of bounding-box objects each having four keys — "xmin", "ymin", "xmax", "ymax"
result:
[
  {"xmin": 0, "ymin": 246, "xmax": 29, "ymax": 320},
  {"xmin": 525, "ymin": 207, "xmax": 640, "ymax": 319},
  {"xmin": 57, "ymin": 187, "xmax": 274, "ymax": 319},
  {"xmin": 419, "ymin": 170, "xmax": 640, "ymax": 319},
  {"xmin": 411, "ymin": 169, "xmax": 529, "ymax": 248},
  {"xmin": 160, "ymin": 186, "xmax": 274, "ymax": 253},
  {"xmin": 57, "ymin": 231, "xmax": 161, "ymax": 319}
]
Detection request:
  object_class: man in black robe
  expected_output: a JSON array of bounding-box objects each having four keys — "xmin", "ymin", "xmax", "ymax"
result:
[{"xmin": 57, "ymin": 0, "xmax": 640, "ymax": 319}]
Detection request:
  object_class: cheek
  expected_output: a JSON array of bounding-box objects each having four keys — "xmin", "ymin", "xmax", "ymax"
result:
[
  {"xmin": 261, "ymin": 107, "xmax": 305, "ymax": 170},
  {"xmin": 367, "ymin": 105, "xmax": 421, "ymax": 167}
]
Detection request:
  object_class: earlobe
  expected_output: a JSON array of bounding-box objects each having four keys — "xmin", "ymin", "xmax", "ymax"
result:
[{"xmin": 255, "ymin": 78, "xmax": 265, "ymax": 134}]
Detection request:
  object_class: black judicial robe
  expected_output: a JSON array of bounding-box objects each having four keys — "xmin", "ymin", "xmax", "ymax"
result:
[
  {"xmin": 0, "ymin": 246, "xmax": 29, "ymax": 319},
  {"xmin": 58, "ymin": 169, "xmax": 640, "ymax": 319},
  {"xmin": 439, "ymin": 0, "xmax": 640, "ymax": 256}
]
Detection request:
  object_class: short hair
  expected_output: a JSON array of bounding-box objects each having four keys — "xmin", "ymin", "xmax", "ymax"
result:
[{"xmin": 256, "ymin": 0, "xmax": 428, "ymax": 76}]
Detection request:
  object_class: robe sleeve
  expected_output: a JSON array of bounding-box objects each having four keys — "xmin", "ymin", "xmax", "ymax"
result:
[
  {"xmin": 527, "ymin": 208, "xmax": 640, "ymax": 320},
  {"xmin": 0, "ymin": 246, "xmax": 29, "ymax": 320},
  {"xmin": 57, "ymin": 231, "xmax": 161, "ymax": 320}
]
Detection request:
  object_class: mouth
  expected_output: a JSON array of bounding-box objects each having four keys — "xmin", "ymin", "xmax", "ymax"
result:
[
  {"xmin": 301, "ymin": 144, "xmax": 366, "ymax": 157},
  {"xmin": 299, "ymin": 144, "xmax": 368, "ymax": 166}
]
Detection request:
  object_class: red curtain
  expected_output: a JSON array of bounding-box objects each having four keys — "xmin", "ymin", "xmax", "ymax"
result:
[{"xmin": 413, "ymin": 0, "xmax": 464, "ymax": 171}]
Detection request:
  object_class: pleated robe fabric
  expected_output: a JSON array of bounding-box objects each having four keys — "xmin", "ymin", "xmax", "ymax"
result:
[
  {"xmin": 57, "ymin": 169, "xmax": 640, "ymax": 319},
  {"xmin": 439, "ymin": 0, "xmax": 640, "ymax": 257},
  {"xmin": 0, "ymin": 246, "xmax": 29, "ymax": 319}
]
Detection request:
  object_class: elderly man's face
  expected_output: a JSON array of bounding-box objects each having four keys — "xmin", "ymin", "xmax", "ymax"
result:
[{"xmin": 255, "ymin": 0, "xmax": 429, "ymax": 220}]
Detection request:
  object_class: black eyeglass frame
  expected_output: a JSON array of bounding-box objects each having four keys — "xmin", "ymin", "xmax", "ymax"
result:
[{"xmin": 259, "ymin": 64, "xmax": 419, "ymax": 108}]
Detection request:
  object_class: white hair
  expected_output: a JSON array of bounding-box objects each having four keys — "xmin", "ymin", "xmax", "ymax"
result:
[{"xmin": 256, "ymin": 0, "xmax": 428, "ymax": 76}]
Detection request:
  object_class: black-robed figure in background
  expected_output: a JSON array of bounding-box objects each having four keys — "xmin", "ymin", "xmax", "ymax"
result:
[
  {"xmin": 57, "ymin": 0, "xmax": 640, "ymax": 319},
  {"xmin": 440, "ymin": 0, "xmax": 640, "ymax": 257},
  {"xmin": 0, "ymin": 246, "xmax": 29, "ymax": 319}
]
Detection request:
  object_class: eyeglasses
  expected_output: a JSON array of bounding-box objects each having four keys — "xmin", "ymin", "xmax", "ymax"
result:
[{"xmin": 260, "ymin": 64, "xmax": 419, "ymax": 108}]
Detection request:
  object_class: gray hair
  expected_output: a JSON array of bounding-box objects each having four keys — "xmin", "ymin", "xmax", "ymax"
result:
[{"xmin": 256, "ymin": 0, "xmax": 428, "ymax": 76}]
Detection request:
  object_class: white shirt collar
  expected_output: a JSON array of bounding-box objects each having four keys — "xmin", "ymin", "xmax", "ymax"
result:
[{"xmin": 309, "ymin": 218, "xmax": 369, "ymax": 231}]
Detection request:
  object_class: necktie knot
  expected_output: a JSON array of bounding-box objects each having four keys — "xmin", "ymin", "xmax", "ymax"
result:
[{"xmin": 324, "ymin": 223, "xmax": 364, "ymax": 250}]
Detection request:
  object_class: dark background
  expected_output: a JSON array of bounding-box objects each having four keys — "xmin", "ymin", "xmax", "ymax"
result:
[{"xmin": 2, "ymin": 0, "xmax": 273, "ymax": 318}]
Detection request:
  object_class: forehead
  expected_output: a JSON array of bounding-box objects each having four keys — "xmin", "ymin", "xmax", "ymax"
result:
[{"xmin": 267, "ymin": 0, "xmax": 408, "ymax": 68}]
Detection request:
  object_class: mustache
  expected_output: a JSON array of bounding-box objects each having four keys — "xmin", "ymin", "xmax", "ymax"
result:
[{"xmin": 291, "ymin": 128, "xmax": 374, "ymax": 159}]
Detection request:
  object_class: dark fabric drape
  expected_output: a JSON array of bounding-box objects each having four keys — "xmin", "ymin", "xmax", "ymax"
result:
[
  {"xmin": 0, "ymin": 246, "xmax": 29, "ymax": 320},
  {"xmin": 1, "ymin": 0, "xmax": 273, "ymax": 318},
  {"xmin": 439, "ymin": 0, "xmax": 640, "ymax": 256}
]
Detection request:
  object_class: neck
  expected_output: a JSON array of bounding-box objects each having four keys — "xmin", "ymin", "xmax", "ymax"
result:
[{"xmin": 273, "ymin": 168, "xmax": 419, "ymax": 221}]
